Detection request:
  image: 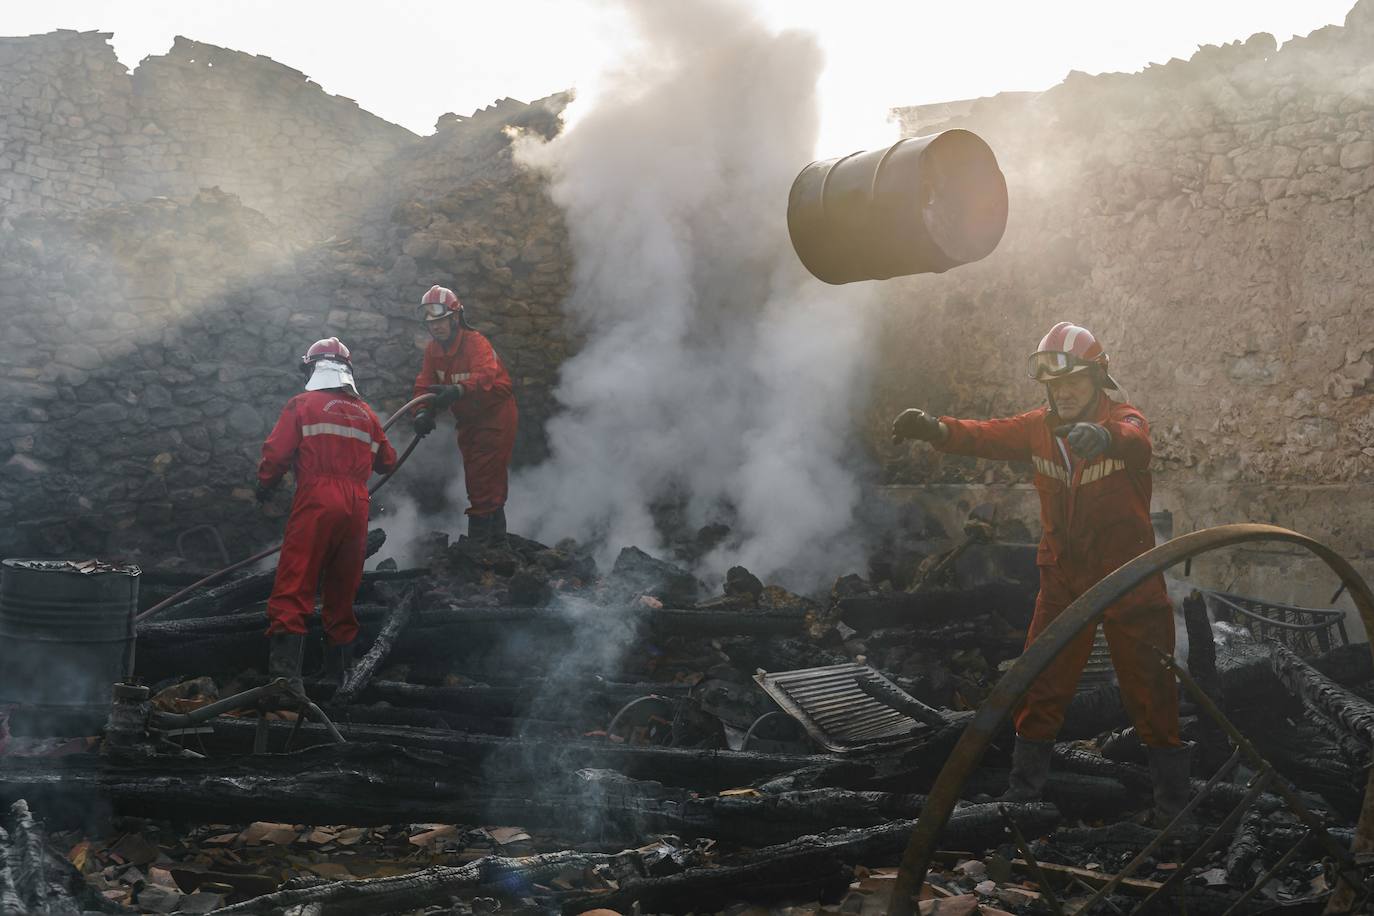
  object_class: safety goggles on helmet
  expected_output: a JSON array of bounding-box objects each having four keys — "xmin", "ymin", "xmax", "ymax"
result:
[
  {"xmin": 419, "ymin": 301, "xmax": 454, "ymax": 321},
  {"xmin": 1028, "ymin": 350, "xmax": 1093, "ymax": 382}
]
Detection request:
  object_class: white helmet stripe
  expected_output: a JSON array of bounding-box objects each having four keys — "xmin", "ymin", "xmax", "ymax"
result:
[{"xmin": 1061, "ymin": 325, "xmax": 1082, "ymax": 352}]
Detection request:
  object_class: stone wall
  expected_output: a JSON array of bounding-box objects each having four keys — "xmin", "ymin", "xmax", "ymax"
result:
[
  {"xmin": 0, "ymin": 31, "xmax": 415, "ymax": 240},
  {"xmin": 128, "ymin": 37, "xmax": 416, "ymax": 240},
  {"xmin": 872, "ymin": 1, "xmax": 1374, "ymax": 614},
  {"xmin": 0, "ymin": 31, "xmax": 134, "ymax": 214},
  {"xmin": 0, "ymin": 30, "xmax": 573, "ymax": 564}
]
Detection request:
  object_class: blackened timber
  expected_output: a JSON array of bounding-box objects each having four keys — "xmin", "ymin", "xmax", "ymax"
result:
[
  {"xmin": 575, "ymin": 770, "xmax": 930, "ymax": 845},
  {"xmin": 0, "ymin": 744, "xmax": 525, "ymax": 829},
  {"xmin": 1225, "ymin": 810, "xmax": 1266, "ymax": 886},
  {"xmin": 557, "ymin": 802, "xmax": 1060, "ymax": 915},
  {"xmin": 0, "ymin": 799, "xmax": 122, "ymax": 913},
  {"xmin": 1059, "ymin": 683, "xmax": 1127, "ymax": 738},
  {"xmin": 323, "ymin": 677, "xmax": 693, "ymax": 718},
  {"xmin": 1183, "ymin": 590, "xmax": 1230, "ymax": 769},
  {"xmin": 0, "ymin": 749, "xmax": 948, "ymax": 851},
  {"xmin": 213, "ymin": 851, "xmax": 627, "ymax": 916},
  {"xmin": 136, "ymin": 604, "xmax": 809, "ymax": 682},
  {"xmin": 963, "ymin": 769, "xmax": 1133, "ymax": 819},
  {"xmin": 139, "ymin": 603, "xmax": 807, "ymax": 640},
  {"xmin": 1268, "ymin": 641, "xmax": 1374, "ymax": 749},
  {"xmin": 151, "ymin": 529, "xmax": 390, "ymax": 621},
  {"xmin": 1052, "ymin": 747, "xmax": 1294, "ymax": 818},
  {"xmin": 203, "ymin": 717, "xmax": 835, "ymax": 791},
  {"xmin": 335, "ymin": 586, "xmax": 418, "ymax": 705}
]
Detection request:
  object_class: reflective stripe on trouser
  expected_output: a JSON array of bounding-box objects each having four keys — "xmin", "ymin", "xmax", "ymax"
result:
[
  {"xmin": 265, "ymin": 479, "xmax": 369, "ymax": 645},
  {"xmin": 456, "ymin": 397, "xmax": 517, "ymax": 517},
  {"xmin": 1014, "ymin": 565, "xmax": 1181, "ymax": 747}
]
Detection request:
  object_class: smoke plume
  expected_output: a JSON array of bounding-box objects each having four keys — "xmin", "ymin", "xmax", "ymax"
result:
[{"xmin": 510, "ymin": 0, "xmax": 881, "ymax": 590}]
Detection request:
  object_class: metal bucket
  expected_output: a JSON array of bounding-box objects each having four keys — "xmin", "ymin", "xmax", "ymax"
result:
[
  {"xmin": 0, "ymin": 559, "xmax": 140, "ymax": 709},
  {"xmin": 787, "ymin": 129, "xmax": 1009, "ymax": 285}
]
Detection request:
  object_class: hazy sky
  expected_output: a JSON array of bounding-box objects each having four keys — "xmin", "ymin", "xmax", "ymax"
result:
[{"xmin": 0, "ymin": 1, "xmax": 1356, "ymax": 153}]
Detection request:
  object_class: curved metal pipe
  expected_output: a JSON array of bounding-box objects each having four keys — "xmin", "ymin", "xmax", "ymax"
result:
[
  {"xmin": 887, "ymin": 523, "xmax": 1374, "ymax": 915},
  {"xmin": 136, "ymin": 394, "xmax": 435, "ymax": 622}
]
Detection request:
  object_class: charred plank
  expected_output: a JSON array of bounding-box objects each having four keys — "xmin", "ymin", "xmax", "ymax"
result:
[{"xmin": 335, "ymin": 586, "xmax": 418, "ymax": 705}]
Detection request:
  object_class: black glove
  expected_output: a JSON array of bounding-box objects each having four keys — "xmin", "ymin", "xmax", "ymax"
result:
[
  {"xmin": 427, "ymin": 384, "xmax": 465, "ymax": 408},
  {"xmin": 1055, "ymin": 422, "xmax": 1111, "ymax": 459},
  {"xmin": 413, "ymin": 409, "xmax": 437, "ymax": 437},
  {"xmin": 891, "ymin": 408, "xmax": 944, "ymax": 444},
  {"xmin": 255, "ymin": 482, "xmax": 276, "ymax": 505}
]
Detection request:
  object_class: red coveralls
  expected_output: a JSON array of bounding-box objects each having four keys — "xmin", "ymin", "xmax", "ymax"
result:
[
  {"xmin": 258, "ymin": 389, "xmax": 397, "ymax": 645},
  {"xmin": 413, "ymin": 327, "xmax": 518, "ymax": 517},
  {"xmin": 936, "ymin": 393, "xmax": 1180, "ymax": 748}
]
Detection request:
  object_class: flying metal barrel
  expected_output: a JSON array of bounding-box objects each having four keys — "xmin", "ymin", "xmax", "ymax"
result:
[{"xmin": 787, "ymin": 129, "xmax": 1009, "ymax": 285}]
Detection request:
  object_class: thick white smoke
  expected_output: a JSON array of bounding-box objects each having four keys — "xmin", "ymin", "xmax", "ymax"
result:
[{"xmin": 509, "ymin": 0, "xmax": 881, "ymax": 590}]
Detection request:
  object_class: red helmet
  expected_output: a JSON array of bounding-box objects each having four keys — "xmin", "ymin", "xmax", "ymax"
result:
[
  {"xmin": 418, "ymin": 285, "xmax": 462, "ymax": 322},
  {"xmin": 1027, "ymin": 322, "xmax": 1118, "ymax": 390},
  {"xmin": 301, "ymin": 337, "xmax": 352, "ymax": 371}
]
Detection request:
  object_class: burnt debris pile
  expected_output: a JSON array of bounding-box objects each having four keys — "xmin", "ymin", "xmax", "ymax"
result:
[{"xmin": 0, "ymin": 519, "xmax": 1368, "ymax": 914}]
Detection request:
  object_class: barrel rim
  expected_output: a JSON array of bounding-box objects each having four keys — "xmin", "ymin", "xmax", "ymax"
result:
[{"xmin": 2, "ymin": 558, "xmax": 142, "ymax": 577}]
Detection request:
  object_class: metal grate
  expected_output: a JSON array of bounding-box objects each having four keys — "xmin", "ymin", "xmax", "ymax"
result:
[
  {"xmin": 1203, "ymin": 589, "xmax": 1350, "ymax": 657},
  {"xmin": 754, "ymin": 663, "xmax": 934, "ymax": 753}
]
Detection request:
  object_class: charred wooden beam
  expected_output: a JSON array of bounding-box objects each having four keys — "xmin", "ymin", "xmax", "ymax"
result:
[
  {"xmin": 574, "ymin": 769, "xmax": 929, "ymax": 845},
  {"xmin": 142, "ymin": 603, "xmax": 805, "ymax": 640},
  {"xmin": 137, "ymin": 604, "xmax": 809, "ymax": 685},
  {"xmin": 213, "ymin": 850, "xmax": 627, "ymax": 916},
  {"xmin": 1059, "ymin": 682, "xmax": 1127, "ymax": 739},
  {"xmin": 963, "ymin": 769, "xmax": 1133, "ymax": 819},
  {"xmin": 335, "ymin": 586, "xmax": 418, "ymax": 705},
  {"xmin": 1183, "ymin": 590, "xmax": 1230, "ymax": 769},
  {"xmin": 203, "ymin": 718, "xmax": 836, "ymax": 792},
  {"xmin": 557, "ymin": 802, "xmax": 1059, "ymax": 915},
  {"xmin": 151, "ymin": 529, "xmax": 392, "ymax": 621},
  {"xmin": 1225, "ymin": 809, "xmax": 1266, "ymax": 887},
  {"xmin": 0, "ymin": 747, "xmax": 959, "ymax": 853},
  {"xmin": 1268, "ymin": 641, "xmax": 1374, "ymax": 752},
  {"xmin": 837, "ymin": 585, "xmax": 1031, "ymax": 632},
  {"xmin": 317, "ymin": 677, "xmax": 692, "ymax": 718},
  {"xmin": 0, "ymin": 799, "xmax": 123, "ymax": 913}
]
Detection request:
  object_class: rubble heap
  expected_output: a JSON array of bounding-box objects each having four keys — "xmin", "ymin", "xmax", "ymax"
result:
[{"xmin": 0, "ymin": 514, "xmax": 1365, "ymax": 914}]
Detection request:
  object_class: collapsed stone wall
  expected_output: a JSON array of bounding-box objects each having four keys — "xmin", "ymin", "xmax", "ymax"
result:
[
  {"xmin": 0, "ymin": 31, "xmax": 135, "ymax": 214},
  {"xmin": 0, "ymin": 29, "xmax": 573, "ymax": 563},
  {"xmin": 0, "ymin": 31, "xmax": 414, "ymax": 240},
  {"xmin": 873, "ymin": 1, "xmax": 1374, "ymax": 608},
  {"xmin": 0, "ymin": 115, "xmax": 572, "ymax": 563}
]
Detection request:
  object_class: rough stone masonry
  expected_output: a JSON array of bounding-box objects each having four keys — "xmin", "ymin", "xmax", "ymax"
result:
[
  {"xmin": 4, "ymin": 7, "xmax": 1374, "ymax": 607},
  {"xmin": 875, "ymin": 0, "xmax": 1374, "ymax": 613},
  {"xmin": 0, "ymin": 32, "xmax": 573, "ymax": 562}
]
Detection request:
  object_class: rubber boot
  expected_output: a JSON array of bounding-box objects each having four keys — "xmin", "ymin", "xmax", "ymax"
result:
[
  {"xmin": 267, "ymin": 632, "xmax": 305, "ymax": 703},
  {"xmin": 1000, "ymin": 735, "xmax": 1054, "ymax": 802},
  {"xmin": 324, "ymin": 640, "xmax": 355, "ymax": 686},
  {"xmin": 466, "ymin": 512, "xmax": 491, "ymax": 547},
  {"xmin": 490, "ymin": 507, "xmax": 508, "ymax": 546},
  {"xmin": 1147, "ymin": 742, "xmax": 1194, "ymax": 826}
]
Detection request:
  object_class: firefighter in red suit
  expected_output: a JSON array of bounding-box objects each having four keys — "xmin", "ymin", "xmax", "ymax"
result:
[
  {"xmin": 257, "ymin": 337, "xmax": 397, "ymax": 689},
  {"xmin": 411, "ymin": 285, "xmax": 518, "ymax": 545},
  {"xmin": 891, "ymin": 322, "xmax": 1189, "ymax": 824}
]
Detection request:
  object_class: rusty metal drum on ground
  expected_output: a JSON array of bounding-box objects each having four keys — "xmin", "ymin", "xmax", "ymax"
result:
[{"xmin": 0, "ymin": 558, "xmax": 140, "ymax": 714}]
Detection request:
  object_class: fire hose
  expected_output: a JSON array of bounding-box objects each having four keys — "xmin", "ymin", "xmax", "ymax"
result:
[
  {"xmin": 135, "ymin": 393, "xmax": 436, "ymax": 623},
  {"xmin": 885, "ymin": 523, "xmax": 1374, "ymax": 916}
]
